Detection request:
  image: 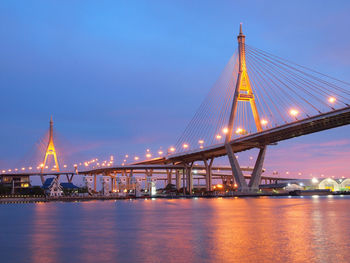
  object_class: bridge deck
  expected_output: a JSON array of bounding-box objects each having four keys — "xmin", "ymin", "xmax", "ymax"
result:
[{"xmin": 166, "ymin": 106, "xmax": 350, "ymax": 163}]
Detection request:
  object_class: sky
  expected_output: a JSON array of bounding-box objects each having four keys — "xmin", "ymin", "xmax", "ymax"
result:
[{"xmin": 0, "ymin": 0, "xmax": 350, "ymax": 179}]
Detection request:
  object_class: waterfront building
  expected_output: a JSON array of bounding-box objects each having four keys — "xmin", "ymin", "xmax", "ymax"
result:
[
  {"xmin": 42, "ymin": 178, "xmax": 63, "ymax": 197},
  {"xmin": 84, "ymin": 175, "xmax": 94, "ymax": 194},
  {"xmin": 0, "ymin": 175, "xmax": 30, "ymax": 191},
  {"xmin": 100, "ymin": 176, "xmax": 111, "ymax": 196}
]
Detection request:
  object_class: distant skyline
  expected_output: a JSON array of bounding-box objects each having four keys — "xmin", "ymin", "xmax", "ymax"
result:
[{"xmin": 1, "ymin": 0, "xmax": 350, "ymax": 178}]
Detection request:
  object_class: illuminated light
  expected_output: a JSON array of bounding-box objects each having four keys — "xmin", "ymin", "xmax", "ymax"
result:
[
  {"xmin": 261, "ymin": 119, "xmax": 268, "ymax": 125},
  {"xmin": 8, "ymin": 169, "xmax": 12, "ymax": 172},
  {"xmin": 249, "ymin": 156, "xmax": 253, "ymax": 160},
  {"xmin": 21, "ymin": 167, "xmax": 25, "ymax": 171},
  {"xmin": 169, "ymin": 147, "xmax": 176, "ymax": 152},
  {"xmin": 15, "ymin": 168, "xmax": 18, "ymax": 171},
  {"xmin": 146, "ymin": 153, "xmax": 152, "ymax": 158},
  {"xmin": 298, "ymin": 172, "xmax": 302, "ymax": 176},
  {"xmin": 123, "ymin": 159, "xmax": 126, "ymax": 162},
  {"xmin": 200, "ymin": 145, "xmax": 204, "ymax": 149},
  {"xmin": 123, "ymin": 189, "xmax": 127, "ymax": 193},
  {"xmin": 111, "ymin": 155, "xmax": 114, "ymax": 160},
  {"xmin": 74, "ymin": 164, "xmax": 78, "ymax": 168},
  {"xmin": 235, "ymin": 128, "xmax": 243, "ymax": 134},
  {"xmin": 222, "ymin": 127, "xmax": 229, "ymax": 134},
  {"xmin": 79, "ymin": 163, "xmax": 82, "ymax": 166},
  {"xmin": 216, "ymin": 134, "xmax": 222, "ymax": 140},
  {"xmin": 146, "ymin": 149, "xmax": 150, "ymax": 152},
  {"xmin": 134, "ymin": 156, "xmax": 139, "ymax": 161},
  {"xmin": 29, "ymin": 167, "xmax": 32, "ymax": 170},
  {"xmin": 40, "ymin": 163, "xmax": 44, "ymax": 168},
  {"xmin": 182, "ymin": 143, "xmax": 189, "ymax": 149},
  {"xmin": 312, "ymin": 178, "xmax": 319, "ymax": 184},
  {"xmin": 198, "ymin": 140, "xmax": 204, "ymax": 144},
  {"xmin": 1, "ymin": 170, "xmax": 5, "ymax": 173},
  {"xmin": 63, "ymin": 165, "xmax": 67, "ymax": 168},
  {"xmin": 328, "ymin": 97, "xmax": 336, "ymax": 103},
  {"xmin": 45, "ymin": 166, "xmax": 48, "ymax": 169},
  {"xmin": 216, "ymin": 184, "xmax": 223, "ymax": 188},
  {"xmin": 125, "ymin": 155, "xmax": 128, "ymax": 158},
  {"xmin": 158, "ymin": 150, "xmax": 163, "ymax": 155},
  {"xmin": 286, "ymin": 171, "xmax": 289, "ymax": 175},
  {"xmin": 234, "ymin": 183, "xmax": 238, "ymax": 188},
  {"xmin": 289, "ymin": 109, "xmax": 299, "ymax": 116}
]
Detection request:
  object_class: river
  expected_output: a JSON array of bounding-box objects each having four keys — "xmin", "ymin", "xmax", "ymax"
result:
[{"xmin": 1, "ymin": 196, "xmax": 350, "ymax": 263}]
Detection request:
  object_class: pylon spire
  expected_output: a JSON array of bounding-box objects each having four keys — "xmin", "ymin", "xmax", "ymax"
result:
[
  {"xmin": 239, "ymin": 23, "xmax": 243, "ymax": 35},
  {"xmin": 226, "ymin": 24, "xmax": 262, "ymax": 143},
  {"xmin": 40, "ymin": 116, "xmax": 60, "ymax": 184}
]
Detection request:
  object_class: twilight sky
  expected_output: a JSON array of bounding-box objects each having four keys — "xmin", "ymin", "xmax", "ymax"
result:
[{"xmin": 0, "ymin": 0, "xmax": 349, "ymax": 178}]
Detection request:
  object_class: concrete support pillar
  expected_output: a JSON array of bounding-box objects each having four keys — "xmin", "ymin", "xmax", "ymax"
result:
[
  {"xmin": 93, "ymin": 174, "xmax": 97, "ymax": 192},
  {"xmin": 186, "ymin": 162, "xmax": 194, "ymax": 194},
  {"xmin": 182, "ymin": 168, "xmax": 186, "ymax": 195},
  {"xmin": 166, "ymin": 169, "xmax": 172, "ymax": 185},
  {"xmin": 225, "ymin": 144, "xmax": 249, "ymax": 192},
  {"xmin": 66, "ymin": 174, "xmax": 74, "ymax": 183},
  {"xmin": 203, "ymin": 157, "xmax": 214, "ymax": 191},
  {"xmin": 175, "ymin": 170, "xmax": 181, "ymax": 190},
  {"xmin": 248, "ymin": 146, "xmax": 267, "ymax": 191},
  {"xmin": 110, "ymin": 176, "xmax": 114, "ymax": 191}
]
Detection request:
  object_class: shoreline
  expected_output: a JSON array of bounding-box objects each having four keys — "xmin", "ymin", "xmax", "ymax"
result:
[{"xmin": 1, "ymin": 191, "xmax": 350, "ymax": 203}]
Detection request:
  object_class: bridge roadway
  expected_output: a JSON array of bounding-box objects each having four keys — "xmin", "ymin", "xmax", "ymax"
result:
[
  {"xmin": 138, "ymin": 106, "xmax": 350, "ymax": 164},
  {"xmin": 0, "ymin": 165, "xmax": 295, "ymax": 183}
]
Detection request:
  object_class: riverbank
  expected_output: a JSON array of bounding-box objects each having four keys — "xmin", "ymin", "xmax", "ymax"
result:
[{"xmin": 1, "ymin": 191, "xmax": 350, "ymax": 203}]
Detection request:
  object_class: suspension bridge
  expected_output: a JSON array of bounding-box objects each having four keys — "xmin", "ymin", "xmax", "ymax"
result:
[{"xmin": 1, "ymin": 24, "xmax": 350, "ymax": 193}]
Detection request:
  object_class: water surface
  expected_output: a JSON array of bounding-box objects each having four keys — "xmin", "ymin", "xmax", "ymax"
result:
[{"xmin": 1, "ymin": 196, "xmax": 350, "ymax": 263}]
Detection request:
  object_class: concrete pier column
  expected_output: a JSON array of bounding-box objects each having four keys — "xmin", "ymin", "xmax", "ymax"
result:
[
  {"xmin": 203, "ymin": 157, "xmax": 214, "ymax": 191},
  {"xmin": 175, "ymin": 170, "xmax": 181, "ymax": 190},
  {"xmin": 186, "ymin": 162, "xmax": 194, "ymax": 194},
  {"xmin": 225, "ymin": 144, "xmax": 249, "ymax": 192},
  {"xmin": 93, "ymin": 174, "xmax": 97, "ymax": 192},
  {"xmin": 166, "ymin": 169, "xmax": 172, "ymax": 185},
  {"xmin": 248, "ymin": 146, "xmax": 267, "ymax": 191}
]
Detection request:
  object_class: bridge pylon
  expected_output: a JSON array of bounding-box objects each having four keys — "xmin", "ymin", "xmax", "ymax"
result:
[
  {"xmin": 225, "ymin": 24, "xmax": 266, "ymax": 192},
  {"xmin": 40, "ymin": 116, "xmax": 60, "ymax": 183}
]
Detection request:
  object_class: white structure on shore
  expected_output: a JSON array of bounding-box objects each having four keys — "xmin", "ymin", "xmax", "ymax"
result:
[
  {"xmin": 100, "ymin": 176, "xmax": 111, "ymax": 196},
  {"xmin": 84, "ymin": 175, "xmax": 94, "ymax": 194}
]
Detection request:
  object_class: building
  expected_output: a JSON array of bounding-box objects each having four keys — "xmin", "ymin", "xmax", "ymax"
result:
[
  {"xmin": 60, "ymin": 182, "xmax": 79, "ymax": 194},
  {"xmin": 0, "ymin": 175, "xmax": 31, "ymax": 194},
  {"xmin": 42, "ymin": 177, "xmax": 63, "ymax": 197}
]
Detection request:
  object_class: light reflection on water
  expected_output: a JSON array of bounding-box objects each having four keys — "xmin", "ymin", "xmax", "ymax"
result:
[{"xmin": 1, "ymin": 197, "xmax": 350, "ymax": 263}]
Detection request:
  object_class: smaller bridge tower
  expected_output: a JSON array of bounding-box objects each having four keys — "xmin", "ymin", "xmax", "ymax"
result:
[{"xmin": 40, "ymin": 116, "xmax": 60, "ymax": 183}]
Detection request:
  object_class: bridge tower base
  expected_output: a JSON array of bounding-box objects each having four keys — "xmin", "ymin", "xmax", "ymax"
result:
[{"xmin": 226, "ymin": 144, "xmax": 266, "ymax": 192}]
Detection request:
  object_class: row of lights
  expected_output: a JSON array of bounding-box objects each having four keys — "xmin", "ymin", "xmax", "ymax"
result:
[{"xmin": 1, "ymin": 97, "xmax": 339, "ymax": 173}]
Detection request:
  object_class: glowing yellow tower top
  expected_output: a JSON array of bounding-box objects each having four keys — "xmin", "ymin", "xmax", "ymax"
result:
[
  {"xmin": 226, "ymin": 24, "xmax": 262, "ymax": 143},
  {"xmin": 40, "ymin": 116, "xmax": 60, "ymax": 183}
]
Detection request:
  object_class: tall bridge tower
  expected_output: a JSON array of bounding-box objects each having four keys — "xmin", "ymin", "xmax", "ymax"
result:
[
  {"xmin": 225, "ymin": 24, "xmax": 266, "ymax": 192},
  {"xmin": 40, "ymin": 116, "xmax": 60, "ymax": 183},
  {"xmin": 226, "ymin": 23, "xmax": 262, "ymax": 142}
]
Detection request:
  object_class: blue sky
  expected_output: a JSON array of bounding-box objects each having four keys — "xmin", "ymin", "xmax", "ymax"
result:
[{"xmin": 0, "ymin": 0, "xmax": 350, "ymax": 178}]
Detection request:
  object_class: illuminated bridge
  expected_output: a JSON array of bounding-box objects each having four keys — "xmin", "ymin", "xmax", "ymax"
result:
[{"xmin": 2, "ymin": 25, "xmax": 350, "ymax": 193}]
